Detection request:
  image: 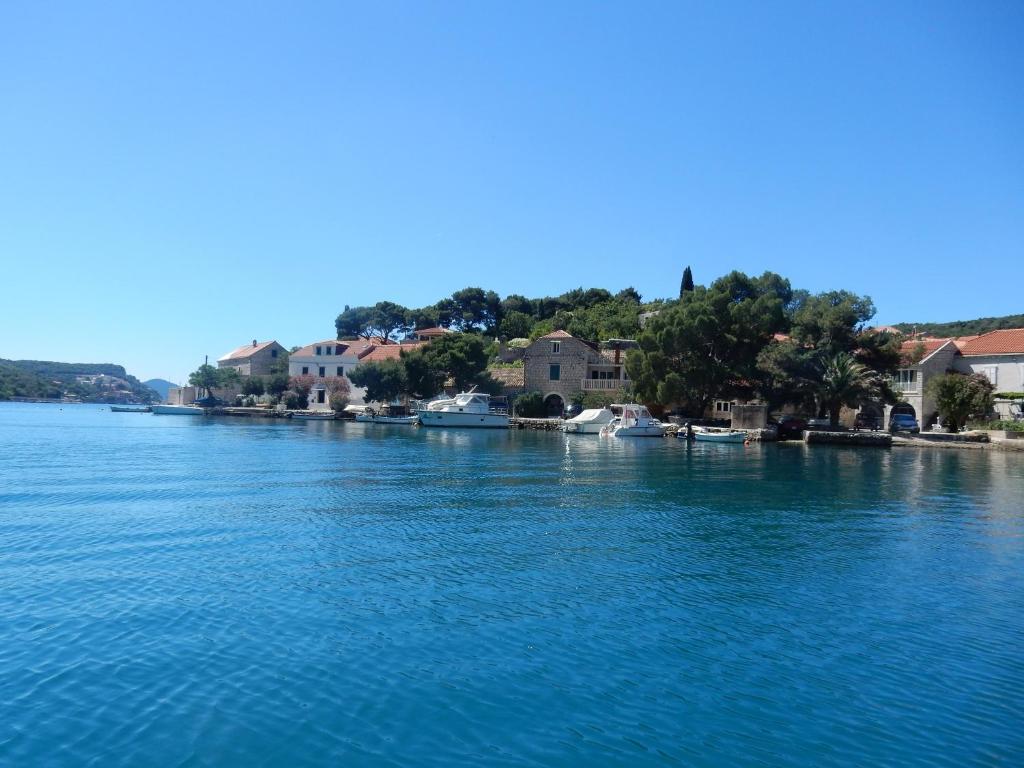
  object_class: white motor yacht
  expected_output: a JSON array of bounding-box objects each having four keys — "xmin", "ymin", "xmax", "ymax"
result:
[
  {"xmin": 417, "ymin": 392, "xmax": 509, "ymax": 428},
  {"xmin": 563, "ymin": 408, "xmax": 615, "ymax": 434},
  {"xmin": 600, "ymin": 404, "xmax": 666, "ymax": 437}
]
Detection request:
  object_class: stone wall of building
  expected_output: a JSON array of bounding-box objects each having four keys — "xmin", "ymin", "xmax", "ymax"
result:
[
  {"xmin": 888, "ymin": 343, "xmax": 959, "ymax": 430},
  {"xmin": 523, "ymin": 336, "xmax": 599, "ymax": 406}
]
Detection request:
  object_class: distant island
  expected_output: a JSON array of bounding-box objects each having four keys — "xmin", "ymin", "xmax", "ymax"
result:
[
  {"xmin": 0, "ymin": 359, "xmax": 160, "ymax": 403},
  {"xmin": 143, "ymin": 378, "xmax": 177, "ymax": 401}
]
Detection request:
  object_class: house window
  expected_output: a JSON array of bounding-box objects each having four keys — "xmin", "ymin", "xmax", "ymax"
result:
[
  {"xmin": 714, "ymin": 400, "xmax": 732, "ymax": 413},
  {"xmin": 271, "ymin": 349, "xmax": 278, "ymax": 358},
  {"xmin": 315, "ymin": 346, "xmax": 322, "ymax": 355},
  {"xmin": 337, "ymin": 366, "xmax": 344, "ymax": 376},
  {"xmin": 551, "ymin": 341, "xmax": 560, "ymax": 354},
  {"xmin": 894, "ymin": 369, "xmax": 917, "ymax": 392},
  {"xmin": 981, "ymin": 366, "xmax": 998, "ymax": 387},
  {"xmin": 318, "ymin": 366, "xmax": 326, "ymax": 378},
  {"xmin": 326, "ymin": 346, "xmax": 332, "ymax": 355},
  {"xmin": 549, "ymin": 364, "xmax": 560, "ymax": 381},
  {"xmin": 301, "ymin": 366, "xmax": 309, "ymax": 375},
  {"xmin": 317, "ymin": 389, "xmax": 326, "ymax": 404}
]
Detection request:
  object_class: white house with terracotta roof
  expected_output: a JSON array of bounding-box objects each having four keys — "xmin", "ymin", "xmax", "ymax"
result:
[
  {"xmin": 289, "ymin": 339, "xmax": 376, "ymax": 409},
  {"xmin": 408, "ymin": 327, "xmax": 451, "ymax": 342},
  {"xmin": 217, "ymin": 340, "xmax": 288, "ymax": 376},
  {"xmin": 953, "ymin": 329, "xmax": 1024, "ymax": 392},
  {"xmin": 886, "ymin": 329, "xmax": 1024, "ymax": 427},
  {"xmin": 953, "ymin": 329, "xmax": 1024, "ymax": 418}
]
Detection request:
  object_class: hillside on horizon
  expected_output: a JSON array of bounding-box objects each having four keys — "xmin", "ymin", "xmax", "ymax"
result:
[
  {"xmin": 0, "ymin": 359, "xmax": 159, "ymax": 403},
  {"xmin": 892, "ymin": 313, "xmax": 1024, "ymax": 339},
  {"xmin": 143, "ymin": 379, "xmax": 177, "ymax": 401}
]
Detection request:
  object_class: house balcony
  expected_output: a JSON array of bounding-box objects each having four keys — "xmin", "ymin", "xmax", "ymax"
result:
[{"xmin": 581, "ymin": 378, "xmax": 627, "ymax": 391}]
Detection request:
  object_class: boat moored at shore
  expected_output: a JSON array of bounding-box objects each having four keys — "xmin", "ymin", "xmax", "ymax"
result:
[
  {"xmin": 151, "ymin": 404, "xmax": 204, "ymax": 415},
  {"xmin": 689, "ymin": 426, "xmax": 748, "ymax": 443},
  {"xmin": 600, "ymin": 404, "xmax": 666, "ymax": 437},
  {"xmin": 563, "ymin": 408, "xmax": 615, "ymax": 434},
  {"xmin": 417, "ymin": 392, "xmax": 509, "ymax": 428}
]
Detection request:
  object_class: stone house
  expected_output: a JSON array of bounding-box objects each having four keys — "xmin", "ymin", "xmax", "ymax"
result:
[
  {"xmin": 884, "ymin": 338, "xmax": 960, "ymax": 429},
  {"xmin": 217, "ymin": 340, "xmax": 288, "ymax": 376},
  {"xmin": 522, "ymin": 331, "xmax": 634, "ymax": 415}
]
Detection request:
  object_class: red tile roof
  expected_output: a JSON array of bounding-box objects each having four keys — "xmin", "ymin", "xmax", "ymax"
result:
[
  {"xmin": 218, "ymin": 341, "xmax": 280, "ymax": 361},
  {"xmin": 487, "ymin": 366, "xmax": 525, "ymax": 389},
  {"xmin": 292, "ymin": 339, "xmax": 345, "ymax": 357},
  {"xmin": 899, "ymin": 338, "xmax": 954, "ymax": 364},
  {"xmin": 957, "ymin": 329, "xmax": 1024, "ymax": 356},
  {"xmin": 538, "ymin": 330, "xmax": 573, "ymax": 339},
  {"xmin": 413, "ymin": 327, "xmax": 449, "ymax": 337},
  {"xmin": 292, "ymin": 339, "xmax": 378, "ymax": 358},
  {"xmin": 361, "ymin": 342, "xmax": 424, "ymax": 362}
]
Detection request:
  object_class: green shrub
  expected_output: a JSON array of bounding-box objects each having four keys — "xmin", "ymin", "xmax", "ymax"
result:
[
  {"xmin": 971, "ymin": 420, "xmax": 1024, "ymax": 432},
  {"xmin": 995, "ymin": 392, "xmax": 1024, "ymax": 400},
  {"xmin": 283, "ymin": 390, "xmax": 307, "ymax": 410},
  {"xmin": 514, "ymin": 391, "xmax": 545, "ymax": 418}
]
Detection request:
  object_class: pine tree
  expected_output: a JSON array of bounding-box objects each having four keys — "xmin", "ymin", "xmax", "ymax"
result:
[{"xmin": 680, "ymin": 266, "xmax": 694, "ymax": 297}]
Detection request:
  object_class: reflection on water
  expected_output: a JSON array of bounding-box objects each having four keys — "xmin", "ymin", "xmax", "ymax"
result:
[{"xmin": 1, "ymin": 403, "xmax": 1023, "ymax": 767}]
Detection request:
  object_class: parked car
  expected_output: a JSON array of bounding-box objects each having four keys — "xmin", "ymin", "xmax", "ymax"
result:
[
  {"xmin": 854, "ymin": 413, "xmax": 882, "ymax": 431},
  {"xmin": 769, "ymin": 415, "xmax": 807, "ymax": 440},
  {"xmin": 889, "ymin": 413, "xmax": 920, "ymax": 434}
]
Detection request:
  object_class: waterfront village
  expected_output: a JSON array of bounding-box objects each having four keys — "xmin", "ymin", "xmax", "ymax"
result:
[{"xmin": 151, "ymin": 273, "xmax": 1024, "ymax": 448}]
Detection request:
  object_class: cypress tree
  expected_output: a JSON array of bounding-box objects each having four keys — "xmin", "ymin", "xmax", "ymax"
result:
[{"xmin": 680, "ymin": 266, "xmax": 694, "ymax": 297}]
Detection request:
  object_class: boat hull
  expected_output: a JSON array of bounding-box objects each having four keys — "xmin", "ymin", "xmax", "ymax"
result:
[
  {"xmin": 610, "ymin": 426, "xmax": 666, "ymax": 437},
  {"xmin": 292, "ymin": 413, "xmax": 336, "ymax": 421},
  {"xmin": 356, "ymin": 414, "xmax": 419, "ymax": 425},
  {"xmin": 417, "ymin": 411, "xmax": 509, "ymax": 428},
  {"xmin": 151, "ymin": 405, "xmax": 204, "ymax": 415},
  {"xmin": 563, "ymin": 422, "xmax": 608, "ymax": 434},
  {"xmin": 110, "ymin": 406, "xmax": 151, "ymax": 413},
  {"xmin": 694, "ymin": 431, "xmax": 747, "ymax": 443}
]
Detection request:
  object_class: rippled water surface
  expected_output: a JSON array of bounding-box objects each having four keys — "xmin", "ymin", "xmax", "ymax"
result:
[{"xmin": 2, "ymin": 403, "xmax": 1023, "ymax": 766}]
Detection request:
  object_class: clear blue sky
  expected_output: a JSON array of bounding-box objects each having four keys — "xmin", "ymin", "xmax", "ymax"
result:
[{"xmin": 1, "ymin": 2, "xmax": 1021, "ymax": 383}]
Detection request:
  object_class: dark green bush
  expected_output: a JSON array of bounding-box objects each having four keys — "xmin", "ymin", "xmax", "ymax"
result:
[{"xmin": 514, "ymin": 391, "xmax": 545, "ymax": 418}]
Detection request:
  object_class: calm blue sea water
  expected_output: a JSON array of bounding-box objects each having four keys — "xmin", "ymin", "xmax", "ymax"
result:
[{"xmin": 1, "ymin": 403, "xmax": 1023, "ymax": 767}]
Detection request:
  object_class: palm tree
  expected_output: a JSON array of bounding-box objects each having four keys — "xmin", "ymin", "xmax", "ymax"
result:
[{"xmin": 815, "ymin": 352, "xmax": 882, "ymax": 428}]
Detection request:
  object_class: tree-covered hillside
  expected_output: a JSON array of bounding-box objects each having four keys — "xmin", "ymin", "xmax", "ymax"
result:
[
  {"xmin": 0, "ymin": 362, "xmax": 64, "ymax": 400},
  {"xmin": 0, "ymin": 359, "xmax": 159, "ymax": 403},
  {"xmin": 892, "ymin": 314, "xmax": 1024, "ymax": 338}
]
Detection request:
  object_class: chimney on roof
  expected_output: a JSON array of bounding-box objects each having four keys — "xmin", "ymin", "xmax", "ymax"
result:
[{"xmin": 252, "ymin": 339, "xmax": 257, "ymax": 347}]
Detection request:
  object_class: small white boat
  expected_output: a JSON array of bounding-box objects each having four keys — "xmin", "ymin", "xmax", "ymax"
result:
[
  {"xmin": 417, "ymin": 391, "xmax": 509, "ymax": 428},
  {"xmin": 691, "ymin": 427, "xmax": 748, "ymax": 443},
  {"xmin": 292, "ymin": 412, "xmax": 336, "ymax": 421},
  {"xmin": 355, "ymin": 413, "xmax": 419, "ymax": 425},
  {"xmin": 110, "ymin": 406, "xmax": 151, "ymax": 413},
  {"xmin": 151, "ymin": 404, "xmax": 204, "ymax": 415},
  {"xmin": 563, "ymin": 408, "xmax": 615, "ymax": 434},
  {"xmin": 600, "ymin": 404, "xmax": 666, "ymax": 437}
]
